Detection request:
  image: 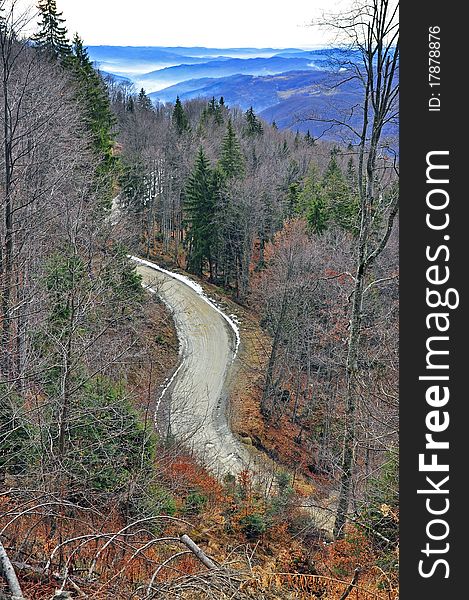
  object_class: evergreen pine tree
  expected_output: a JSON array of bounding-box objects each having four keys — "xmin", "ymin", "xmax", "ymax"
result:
[
  {"xmin": 184, "ymin": 148, "xmax": 219, "ymax": 277},
  {"xmin": 214, "ymin": 103, "xmax": 224, "ymax": 125},
  {"xmin": 68, "ymin": 34, "xmax": 116, "ymax": 185},
  {"xmin": 127, "ymin": 96, "xmax": 135, "ymax": 113},
  {"xmin": 297, "ymin": 166, "xmax": 329, "ymax": 233},
  {"xmin": 307, "ymin": 193, "xmax": 329, "ymax": 234},
  {"xmin": 286, "ymin": 182, "xmax": 300, "ymax": 217},
  {"xmin": 137, "ymin": 87, "xmax": 153, "ymax": 111},
  {"xmin": 33, "ymin": 0, "xmax": 71, "ymax": 59},
  {"xmin": 305, "ymin": 130, "xmax": 315, "ymax": 146},
  {"xmin": 206, "ymin": 96, "xmax": 223, "ymax": 124},
  {"xmin": 172, "ymin": 96, "xmax": 189, "ymax": 134},
  {"xmin": 218, "ymin": 119, "xmax": 244, "ymax": 179},
  {"xmin": 346, "ymin": 156, "xmax": 357, "ymax": 187},
  {"xmin": 208, "ymin": 96, "xmax": 217, "ymax": 114},
  {"xmin": 245, "ymin": 106, "xmax": 263, "ymax": 135},
  {"xmin": 322, "ymin": 155, "xmax": 358, "ymax": 232},
  {"xmin": 0, "ymin": 392, "xmax": 31, "ymax": 480}
]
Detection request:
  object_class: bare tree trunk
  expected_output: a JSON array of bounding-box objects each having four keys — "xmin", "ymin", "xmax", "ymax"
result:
[
  {"xmin": 331, "ymin": 0, "xmax": 399, "ymax": 538},
  {"xmin": 0, "ymin": 540, "xmax": 24, "ymax": 600},
  {"xmin": 1, "ymin": 26, "xmax": 14, "ymax": 380}
]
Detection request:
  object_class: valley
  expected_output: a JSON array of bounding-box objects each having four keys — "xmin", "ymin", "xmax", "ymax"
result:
[{"xmin": 90, "ymin": 45, "xmax": 369, "ymax": 137}]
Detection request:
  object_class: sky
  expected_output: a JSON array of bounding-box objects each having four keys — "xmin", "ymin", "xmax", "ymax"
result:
[{"xmin": 50, "ymin": 0, "xmax": 345, "ymax": 49}]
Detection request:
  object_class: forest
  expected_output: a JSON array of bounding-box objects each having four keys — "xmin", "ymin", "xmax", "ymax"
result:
[{"xmin": 0, "ymin": 1, "xmax": 399, "ymax": 599}]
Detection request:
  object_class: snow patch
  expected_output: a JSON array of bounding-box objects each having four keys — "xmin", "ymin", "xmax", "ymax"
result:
[{"xmin": 130, "ymin": 255, "xmax": 241, "ymax": 356}]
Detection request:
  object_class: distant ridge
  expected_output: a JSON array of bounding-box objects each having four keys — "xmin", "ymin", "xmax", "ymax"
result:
[{"xmin": 89, "ymin": 45, "xmax": 374, "ymax": 139}]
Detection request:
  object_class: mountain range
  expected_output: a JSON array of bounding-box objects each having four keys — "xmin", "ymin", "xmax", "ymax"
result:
[{"xmin": 88, "ymin": 45, "xmax": 380, "ymax": 138}]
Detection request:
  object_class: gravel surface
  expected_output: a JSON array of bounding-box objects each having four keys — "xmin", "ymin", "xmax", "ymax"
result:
[{"xmin": 134, "ymin": 259, "xmax": 253, "ymax": 478}]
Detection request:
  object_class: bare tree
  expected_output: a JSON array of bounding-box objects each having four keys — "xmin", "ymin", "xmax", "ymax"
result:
[{"xmin": 310, "ymin": 0, "xmax": 399, "ymax": 538}]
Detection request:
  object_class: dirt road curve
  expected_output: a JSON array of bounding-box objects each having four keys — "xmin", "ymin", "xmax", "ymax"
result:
[{"xmin": 132, "ymin": 257, "xmax": 253, "ymax": 478}]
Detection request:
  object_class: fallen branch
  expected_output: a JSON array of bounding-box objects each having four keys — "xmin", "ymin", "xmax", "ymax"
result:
[
  {"xmin": 179, "ymin": 534, "xmax": 218, "ymax": 570},
  {"xmin": 12, "ymin": 561, "xmax": 86, "ymax": 597},
  {"xmin": 339, "ymin": 567, "xmax": 360, "ymax": 600}
]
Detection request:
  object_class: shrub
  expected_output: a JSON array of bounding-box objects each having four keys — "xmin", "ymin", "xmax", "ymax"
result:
[
  {"xmin": 184, "ymin": 491, "xmax": 208, "ymax": 514},
  {"xmin": 239, "ymin": 513, "xmax": 267, "ymax": 539}
]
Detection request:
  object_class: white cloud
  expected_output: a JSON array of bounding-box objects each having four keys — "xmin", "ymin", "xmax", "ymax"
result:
[{"xmin": 55, "ymin": 0, "xmax": 342, "ymax": 48}]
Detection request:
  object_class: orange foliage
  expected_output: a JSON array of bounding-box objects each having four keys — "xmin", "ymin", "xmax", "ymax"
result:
[{"xmin": 165, "ymin": 452, "xmax": 225, "ymax": 502}]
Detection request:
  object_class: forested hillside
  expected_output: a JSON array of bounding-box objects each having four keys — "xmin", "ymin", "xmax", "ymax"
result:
[{"xmin": 1, "ymin": 1, "xmax": 399, "ymax": 599}]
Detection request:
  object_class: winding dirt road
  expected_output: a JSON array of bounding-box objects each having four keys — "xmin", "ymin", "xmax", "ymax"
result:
[
  {"xmin": 132, "ymin": 256, "xmax": 337, "ymax": 533},
  {"xmin": 132, "ymin": 257, "xmax": 253, "ymax": 478}
]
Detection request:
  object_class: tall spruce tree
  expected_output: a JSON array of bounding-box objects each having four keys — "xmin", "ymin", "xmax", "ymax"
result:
[
  {"xmin": 297, "ymin": 166, "xmax": 329, "ymax": 234},
  {"xmin": 172, "ymin": 96, "xmax": 189, "ymax": 134},
  {"xmin": 321, "ymin": 155, "xmax": 358, "ymax": 232},
  {"xmin": 304, "ymin": 130, "xmax": 315, "ymax": 146},
  {"xmin": 33, "ymin": 0, "xmax": 71, "ymax": 59},
  {"xmin": 68, "ymin": 34, "xmax": 115, "ymax": 187},
  {"xmin": 184, "ymin": 148, "xmax": 219, "ymax": 277},
  {"xmin": 137, "ymin": 87, "xmax": 153, "ymax": 112},
  {"xmin": 245, "ymin": 106, "xmax": 263, "ymax": 135},
  {"xmin": 218, "ymin": 119, "xmax": 244, "ymax": 179}
]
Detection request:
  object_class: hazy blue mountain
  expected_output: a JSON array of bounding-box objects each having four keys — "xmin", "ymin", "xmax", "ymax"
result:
[
  {"xmin": 99, "ymin": 71, "xmax": 132, "ymax": 85},
  {"xmin": 89, "ymin": 45, "xmax": 389, "ymax": 140},
  {"xmin": 87, "ymin": 46, "xmax": 217, "ymax": 79},
  {"xmin": 150, "ymin": 70, "xmax": 329, "ymax": 112},
  {"xmin": 138, "ymin": 56, "xmax": 319, "ymax": 92},
  {"xmin": 259, "ymin": 85, "xmax": 362, "ymax": 135},
  {"xmin": 150, "ymin": 77, "xmax": 221, "ymax": 100},
  {"xmin": 87, "ymin": 46, "xmax": 303, "ymax": 80},
  {"xmin": 154, "ymin": 46, "xmax": 302, "ymax": 58},
  {"xmin": 88, "ymin": 46, "xmax": 302, "ymax": 63},
  {"xmin": 260, "ymin": 78, "xmax": 397, "ymax": 140},
  {"xmin": 149, "ymin": 69, "xmax": 383, "ymax": 141}
]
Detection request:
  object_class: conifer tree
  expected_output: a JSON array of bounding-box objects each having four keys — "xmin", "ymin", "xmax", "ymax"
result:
[
  {"xmin": 245, "ymin": 106, "xmax": 263, "ymax": 135},
  {"xmin": 307, "ymin": 193, "xmax": 329, "ymax": 234},
  {"xmin": 33, "ymin": 0, "xmax": 71, "ymax": 59},
  {"xmin": 297, "ymin": 158, "xmax": 358, "ymax": 234},
  {"xmin": 68, "ymin": 34, "xmax": 116, "ymax": 185},
  {"xmin": 214, "ymin": 103, "xmax": 224, "ymax": 125},
  {"xmin": 207, "ymin": 96, "xmax": 224, "ymax": 124},
  {"xmin": 184, "ymin": 148, "xmax": 219, "ymax": 277},
  {"xmin": 322, "ymin": 155, "xmax": 358, "ymax": 232},
  {"xmin": 127, "ymin": 96, "xmax": 135, "ymax": 113},
  {"xmin": 304, "ymin": 130, "xmax": 315, "ymax": 146},
  {"xmin": 208, "ymin": 96, "xmax": 217, "ymax": 114},
  {"xmin": 218, "ymin": 119, "xmax": 244, "ymax": 179},
  {"xmin": 137, "ymin": 87, "xmax": 153, "ymax": 111},
  {"xmin": 286, "ymin": 182, "xmax": 300, "ymax": 217},
  {"xmin": 297, "ymin": 166, "xmax": 328, "ymax": 233},
  {"xmin": 172, "ymin": 96, "xmax": 189, "ymax": 134}
]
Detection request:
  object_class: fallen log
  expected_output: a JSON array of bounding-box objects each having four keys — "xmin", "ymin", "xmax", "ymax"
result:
[{"xmin": 179, "ymin": 534, "xmax": 218, "ymax": 570}]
